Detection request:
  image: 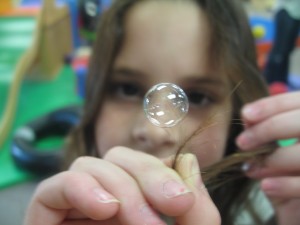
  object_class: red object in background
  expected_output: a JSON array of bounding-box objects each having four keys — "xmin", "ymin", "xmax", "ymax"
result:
[
  {"xmin": 269, "ymin": 82, "xmax": 289, "ymax": 95},
  {"xmin": 71, "ymin": 55, "xmax": 89, "ymax": 70},
  {"xmin": 256, "ymin": 41, "xmax": 272, "ymax": 71}
]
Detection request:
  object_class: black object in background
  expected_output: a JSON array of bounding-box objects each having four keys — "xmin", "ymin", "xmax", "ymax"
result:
[{"xmin": 11, "ymin": 105, "xmax": 82, "ymax": 175}]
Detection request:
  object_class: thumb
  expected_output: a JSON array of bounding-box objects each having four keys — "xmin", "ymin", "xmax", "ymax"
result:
[{"xmin": 174, "ymin": 154, "xmax": 221, "ymax": 225}]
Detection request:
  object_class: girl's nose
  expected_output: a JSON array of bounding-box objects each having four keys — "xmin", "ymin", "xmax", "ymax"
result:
[{"xmin": 131, "ymin": 111, "xmax": 177, "ymax": 154}]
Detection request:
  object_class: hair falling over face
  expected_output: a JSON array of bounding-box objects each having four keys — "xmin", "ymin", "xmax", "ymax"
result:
[{"xmin": 65, "ymin": 0, "xmax": 276, "ymax": 224}]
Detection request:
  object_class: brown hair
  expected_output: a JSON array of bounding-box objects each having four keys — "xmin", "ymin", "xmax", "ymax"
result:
[{"xmin": 66, "ymin": 0, "xmax": 275, "ymax": 224}]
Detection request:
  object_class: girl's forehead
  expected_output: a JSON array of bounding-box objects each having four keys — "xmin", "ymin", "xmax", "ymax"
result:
[
  {"xmin": 125, "ymin": 0, "xmax": 209, "ymax": 37},
  {"xmin": 115, "ymin": 1, "xmax": 225, "ymax": 86},
  {"xmin": 121, "ymin": 0, "xmax": 212, "ymax": 60}
]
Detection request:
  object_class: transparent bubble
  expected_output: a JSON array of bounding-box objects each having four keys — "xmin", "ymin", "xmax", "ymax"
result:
[{"xmin": 143, "ymin": 83, "xmax": 189, "ymax": 128}]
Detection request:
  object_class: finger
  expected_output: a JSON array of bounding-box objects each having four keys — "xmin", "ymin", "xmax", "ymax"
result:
[
  {"xmin": 236, "ymin": 109, "xmax": 300, "ymax": 150},
  {"xmin": 104, "ymin": 147, "xmax": 195, "ymax": 217},
  {"xmin": 175, "ymin": 154, "xmax": 221, "ymax": 225},
  {"xmin": 261, "ymin": 177, "xmax": 300, "ymax": 199},
  {"xmin": 70, "ymin": 155, "xmax": 167, "ymax": 225},
  {"xmin": 244, "ymin": 143, "xmax": 300, "ymax": 178},
  {"xmin": 242, "ymin": 92, "xmax": 300, "ymax": 123},
  {"xmin": 161, "ymin": 155, "xmax": 177, "ymax": 168},
  {"xmin": 24, "ymin": 171, "xmax": 120, "ymax": 225}
]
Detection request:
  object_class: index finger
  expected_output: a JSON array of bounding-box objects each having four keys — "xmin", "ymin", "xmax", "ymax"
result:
[{"xmin": 242, "ymin": 92, "xmax": 300, "ymax": 124}]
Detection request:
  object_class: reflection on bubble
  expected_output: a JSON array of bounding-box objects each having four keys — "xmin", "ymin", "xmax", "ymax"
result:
[{"xmin": 143, "ymin": 83, "xmax": 189, "ymax": 127}]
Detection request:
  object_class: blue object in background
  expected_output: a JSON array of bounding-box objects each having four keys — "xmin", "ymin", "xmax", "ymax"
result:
[
  {"xmin": 289, "ymin": 74, "xmax": 300, "ymax": 90},
  {"xmin": 20, "ymin": 0, "xmax": 67, "ymax": 7},
  {"xmin": 65, "ymin": 0, "xmax": 80, "ymax": 49},
  {"xmin": 249, "ymin": 16, "xmax": 275, "ymax": 43},
  {"xmin": 249, "ymin": 15, "xmax": 300, "ymax": 43},
  {"xmin": 75, "ymin": 65, "xmax": 87, "ymax": 98},
  {"xmin": 102, "ymin": 0, "xmax": 111, "ymax": 9},
  {"xmin": 20, "ymin": 0, "xmax": 42, "ymax": 7}
]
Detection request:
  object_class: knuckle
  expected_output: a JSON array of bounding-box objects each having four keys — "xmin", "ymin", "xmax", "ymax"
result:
[
  {"xmin": 35, "ymin": 171, "xmax": 81, "ymax": 196},
  {"xmin": 104, "ymin": 146, "xmax": 129, "ymax": 160},
  {"xmin": 60, "ymin": 171, "xmax": 84, "ymax": 184},
  {"xmin": 138, "ymin": 159, "xmax": 164, "ymax": 174},
  {"xmin": 70, "ymin": 156, "xmax": 95, "ymax": 170}
]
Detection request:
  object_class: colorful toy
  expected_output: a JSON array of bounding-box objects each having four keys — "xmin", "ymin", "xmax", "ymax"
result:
[
  {"xmin": 71, "ymin": 46, "xmax": 91, "ymax": 98},
  {"xmin": 0, "ymin": 0, "xmax": 73, "ymax": 148},
  {"xmin": 67, "ymin": 1, "xmax": 112, "ymax": 98},
  {"xmin": 250, "ymin": 15, "xmax": 300, "ymax": 70},
  {"xmin": 252, "ymin": 24, "xmax": 266, "ymax": 40},
  {"xmin": 250, "ymin": 15, "xmax": 300, "ymax": 91},
  {"xmin": 78, "ymin": 0, "xmax": 101, "ymax": 42},
  {"xmin": 66, "ymin": 0, "xmax": 112, "ymax": 48},
  {"xmin": 0, "ymin": 0, "xmax": 13, "ymax": 14}
]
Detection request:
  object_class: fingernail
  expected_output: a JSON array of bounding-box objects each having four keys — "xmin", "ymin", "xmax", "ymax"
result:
[
  {"xmin": 242, "ymin": 105, "xmax": 259, "ymax": 119},
  {"xmin": 162, "ymin": 179, "xmax": 191, "ymax": 198},
  {"xmin": 236, "ymin": 131, "xmax": 254, "ymax": 149},
  {"xmin": 243, "ymin": 105, "xmax": 260, "ymax": 120},
  {"xmin": 93, "ymin": 188, "xmax": 120, "ymax": 204},
  {"xmin": 140, "ymin": 204, "xmax": 166, "ymax": 225}
]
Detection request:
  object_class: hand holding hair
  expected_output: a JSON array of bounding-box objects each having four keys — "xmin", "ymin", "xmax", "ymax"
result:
[{"xmin": 237, "ymin": 91, "xmax": 300, "ymax": 225}]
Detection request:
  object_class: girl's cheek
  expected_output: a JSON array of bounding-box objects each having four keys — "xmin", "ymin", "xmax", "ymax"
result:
[
  {"xmin": 96, "ymin": 102, "xmax": 138, "ymax": 155},
  {"xmin": 95, "ymin": 109, "xmax": 120, "ymax": 155},
  {"xmin": 181, "ymin": 118, "xmax": 228, "ymax": 167}
]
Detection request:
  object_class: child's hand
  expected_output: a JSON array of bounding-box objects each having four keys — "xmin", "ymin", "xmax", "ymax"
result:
[
  {"xmin": 236, "ymin": 91, "xmax": 300, "ymax": 225},
  {"xmin": 24, "ymin": 148, "xmax": 220, "ymax": 225}
]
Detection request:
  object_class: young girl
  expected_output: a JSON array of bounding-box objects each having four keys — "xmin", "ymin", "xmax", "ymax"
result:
[{"xmin": 24, "ymin": 0, "xmax": 300, "ymax": 224}]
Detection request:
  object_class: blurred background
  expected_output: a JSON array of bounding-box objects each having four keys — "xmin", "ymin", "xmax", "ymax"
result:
[{"xmin": 0, "ymin": 0, "xmax": 299, "ymax": 224}]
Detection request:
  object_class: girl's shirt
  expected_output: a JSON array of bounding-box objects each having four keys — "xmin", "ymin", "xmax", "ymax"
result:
[{"xmin": 235, "ymin": 184, "xmax": 274, "ymax": 225}]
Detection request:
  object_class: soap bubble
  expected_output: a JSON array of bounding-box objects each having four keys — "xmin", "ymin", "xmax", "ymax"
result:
[{"xmin": 143, "ymin": 83, "xmax": 189, "ymax": 127}]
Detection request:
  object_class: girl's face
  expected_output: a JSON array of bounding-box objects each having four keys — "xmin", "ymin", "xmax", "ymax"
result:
[{"xmin": 95, "ymin": 1, "xmax": 232, "ymax": 167}]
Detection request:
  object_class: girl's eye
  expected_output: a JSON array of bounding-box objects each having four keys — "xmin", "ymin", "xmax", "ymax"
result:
[
  {"xmin": 111, "ymin": 82, "xmax": 141, "ymax": 99},
  {"xmin": 187, "ymin": 91, "xmax": 212, "ymax": 107}
]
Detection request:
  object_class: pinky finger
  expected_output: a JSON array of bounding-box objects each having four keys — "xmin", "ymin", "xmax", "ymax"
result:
[{"xmin": 261, "ymin": 177, "xmax": 300, "ymax": 198}]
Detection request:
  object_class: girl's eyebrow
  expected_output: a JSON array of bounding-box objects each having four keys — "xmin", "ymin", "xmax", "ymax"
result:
[
  {"xmin": 181, "ymin": 76, "xmax": 226, "ymax": 87},
  {"xmin": 112, "ymin": 68, "xmax": 146, "ymax": 78},
  {"xmin": 112, "ymin": 67, "xmax": 225, "ymax": 88}
]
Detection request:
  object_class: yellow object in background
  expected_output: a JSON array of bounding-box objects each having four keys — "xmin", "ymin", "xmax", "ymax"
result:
[
  {"xmin": 0, "ymin": 0, "xmax": 13, "ymax": 14},
  {"xmin": 252, "ymin": 25, "xmax": 266, "ymax": 40}
]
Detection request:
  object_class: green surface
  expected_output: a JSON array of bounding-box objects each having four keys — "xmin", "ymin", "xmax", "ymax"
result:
[
  {"xmin": 0, "ymin": 15, "xmax": 82, "ymax": 190},
  {"xmin": 35, "ymin": 135, "xmax": 65, "ymax": 152},
  {"xmin": 0, "ymin": 16, "xmax": 36, "ymax": 90},
  {"xmin": 0, "ymin": 65, "xmax": 82, "ymax": 189}
]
